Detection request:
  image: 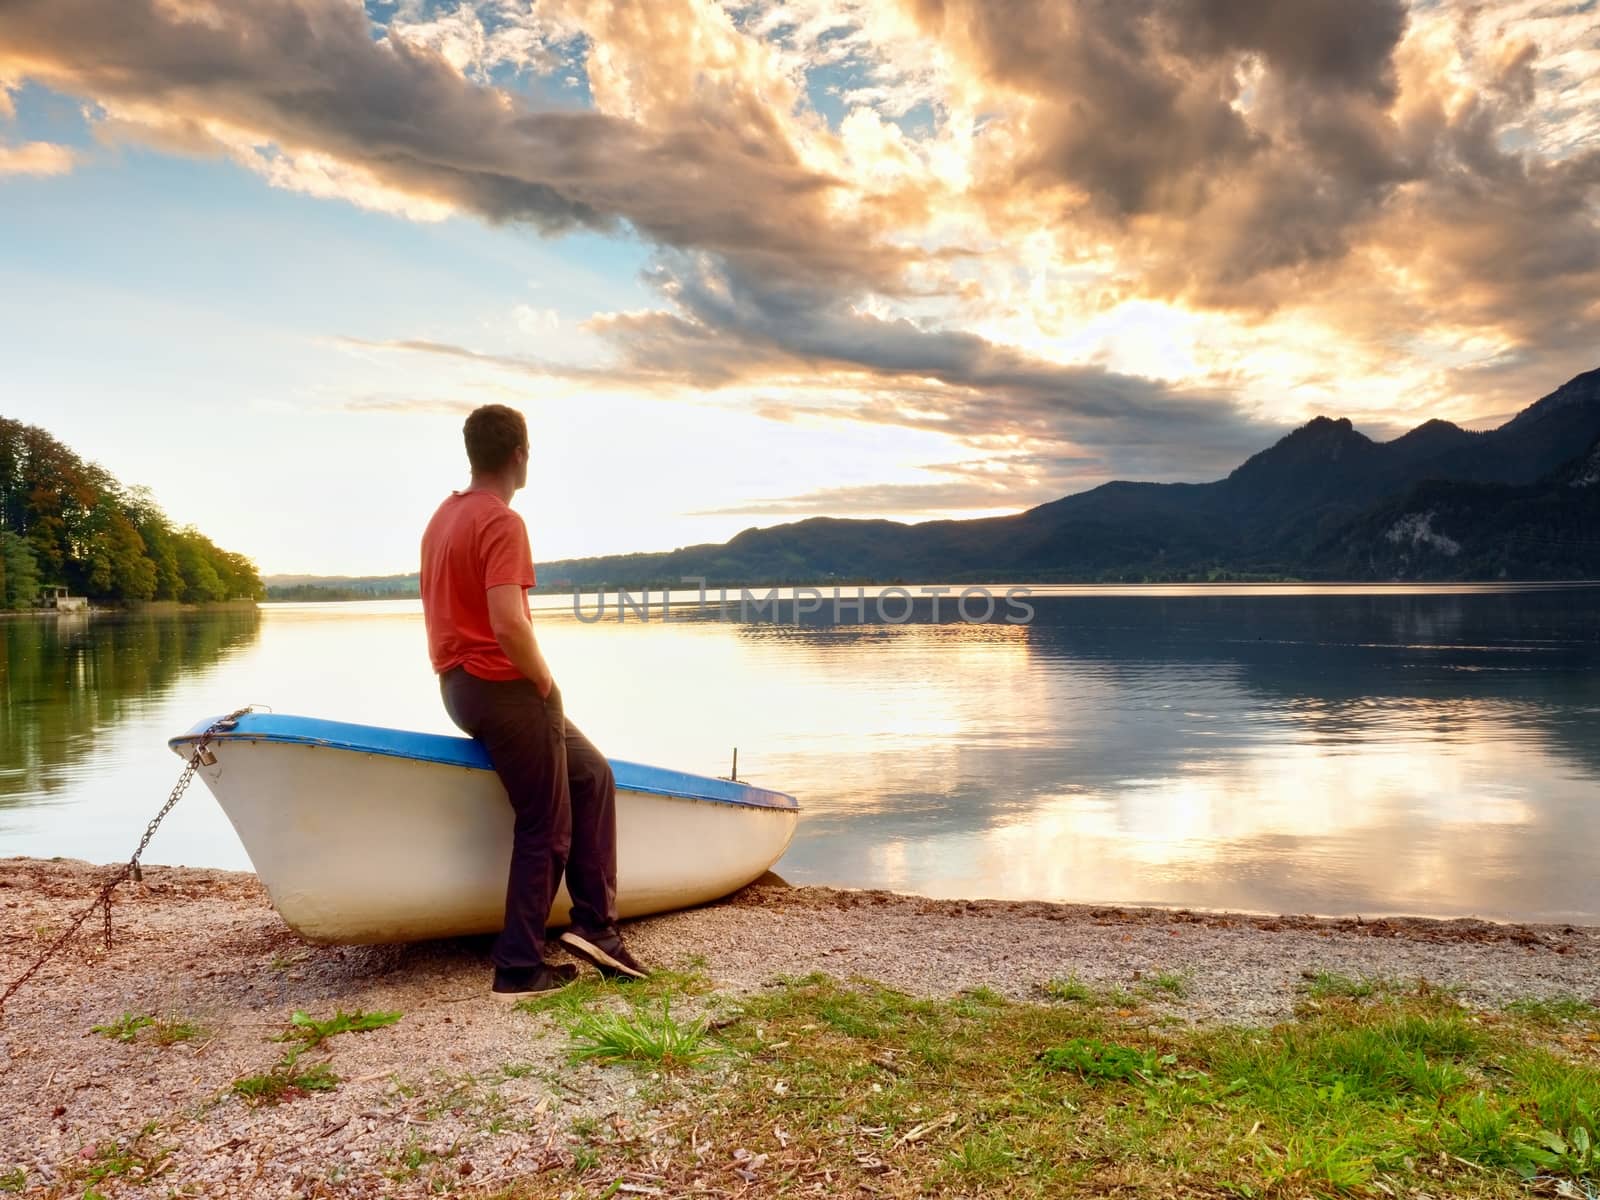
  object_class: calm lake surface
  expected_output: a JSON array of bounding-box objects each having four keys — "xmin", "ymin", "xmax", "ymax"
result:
[{"xmin": 3, "ymin": 585, "xmax": 1598, "ymax": 922}]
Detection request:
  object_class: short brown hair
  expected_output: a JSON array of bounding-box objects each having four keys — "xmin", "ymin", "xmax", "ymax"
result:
[{"xmin": 462, "ymin": 405, "xmax": 528, "ymax": 474}]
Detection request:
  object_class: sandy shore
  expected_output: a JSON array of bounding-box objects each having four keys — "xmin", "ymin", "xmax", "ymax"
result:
[{"xmin": 2, "ymin": 857, "xmax": 1596, "ymax": 1197}]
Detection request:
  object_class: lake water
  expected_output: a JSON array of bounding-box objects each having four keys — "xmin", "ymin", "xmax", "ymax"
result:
[{"xmin": 2, "ymin": 585, "xmax": 1598, "ymax": 922}]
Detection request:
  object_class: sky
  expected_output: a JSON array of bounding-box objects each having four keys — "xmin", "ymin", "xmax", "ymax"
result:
[{"xmin": 1, "ymin": 0, "xmax": 1598, "ymax": 576}]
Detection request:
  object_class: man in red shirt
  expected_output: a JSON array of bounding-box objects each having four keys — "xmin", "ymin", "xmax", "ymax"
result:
[{"xmin": 421, "ymin": 404, "xmax": 647, "ymax": 999}]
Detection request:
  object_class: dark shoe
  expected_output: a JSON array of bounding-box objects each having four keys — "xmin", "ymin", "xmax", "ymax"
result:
[
  {"xmin": 558, "ymin": 926, "xmax": 649, "ymax": 980},
  {"xmin": 491, "ymin": 962, "xmax": 578, "ymax": 1003}
]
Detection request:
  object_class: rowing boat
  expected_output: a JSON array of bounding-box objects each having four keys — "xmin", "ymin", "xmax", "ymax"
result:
[{"xmin": 169, "ymin": 712, "xmax": 799, "ymax": 944}]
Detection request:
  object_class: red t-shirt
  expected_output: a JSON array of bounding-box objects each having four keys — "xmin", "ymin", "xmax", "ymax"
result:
[{"xmin": 420, "ymin": 490, "xmax": 537, "ymax": 680}]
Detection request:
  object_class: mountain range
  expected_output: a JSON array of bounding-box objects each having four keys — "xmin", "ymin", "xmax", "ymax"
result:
[{"xmin": 266, "ymin": 367, "xmax": 1600, "ymax": 596}]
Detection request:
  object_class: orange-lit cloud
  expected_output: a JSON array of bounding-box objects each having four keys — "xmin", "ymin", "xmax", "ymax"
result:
[
  {"xmin": 2, "ymin": 0, "xmax": 1596, "ymax": 514},
  {"xmin": 0, "ymin": 138, "xmax": 75, "ymax": 175}
]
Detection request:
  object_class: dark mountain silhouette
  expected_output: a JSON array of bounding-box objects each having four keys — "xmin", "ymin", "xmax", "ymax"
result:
[
  {"xmin": 533, "ymin": 367, "xmax": 1600, "ymax": 585},
  {"xmin": 266, "ymin": 367, "xmax": 1600, "ymax": 596},
  {"xmin": 1321, "ymin": 433, "xmax": 1600, "ymax": 580}
]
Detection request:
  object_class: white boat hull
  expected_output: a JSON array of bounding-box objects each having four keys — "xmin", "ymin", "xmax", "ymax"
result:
[{"xmin": 172, "ymin": 716, "xmax": 798, "ymax": 944}]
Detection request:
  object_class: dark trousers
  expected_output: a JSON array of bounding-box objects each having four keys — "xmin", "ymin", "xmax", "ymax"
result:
[{"xmin": 440, "ymin": 667, "xmax": 618, "ymax": 968}]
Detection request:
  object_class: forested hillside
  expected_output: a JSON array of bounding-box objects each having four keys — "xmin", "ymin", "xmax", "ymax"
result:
[{"xmin": 0, "ymin": 417, "xmax": 262, "ymax": 609}]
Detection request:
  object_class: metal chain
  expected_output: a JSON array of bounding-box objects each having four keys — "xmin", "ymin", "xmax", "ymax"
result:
[{"xmin": 0, "ymin": 706, "xmax": 254, "ymax": 1014}]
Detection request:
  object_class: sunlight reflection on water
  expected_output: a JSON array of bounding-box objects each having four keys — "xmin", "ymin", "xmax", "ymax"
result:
[{"xmin": 2, "ymin": 584, "xmax": 1597, "ymax": 920}]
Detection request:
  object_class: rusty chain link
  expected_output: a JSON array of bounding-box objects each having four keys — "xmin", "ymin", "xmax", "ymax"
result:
[{"xmin": 0, "ymin": 706, "xmax": 254, "ymax": 1014}]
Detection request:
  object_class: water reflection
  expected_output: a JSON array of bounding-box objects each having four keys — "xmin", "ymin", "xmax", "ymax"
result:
[
  {"xmin": 1, "ymin": 607, "xmax": 260, "ymax": 807},
  {"xmin": 0, "ymin": 589, "xmax": 1596, "ymax": 921},
  {"xmin": 734, "ymin": 590, "xmax": 1600, "ymax": 921}
]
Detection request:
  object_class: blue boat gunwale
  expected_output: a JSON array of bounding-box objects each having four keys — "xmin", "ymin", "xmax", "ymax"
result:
[{"xmin": 170, "ymin": 713, "xmax": 798, "ymax": 812}]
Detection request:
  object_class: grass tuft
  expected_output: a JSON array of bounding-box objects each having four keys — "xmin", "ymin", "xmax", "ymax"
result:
[
  {"xmin": 1040, "ymin": 973, "xmax": 1142, "ymax": 1008},
  {"xmin": 567, "ymin": 1000, "xmax": 718, "ymax": 1069},
  {"xmin": 232, "ymin": 1007, "xmax": 401, "ymax": 1105},
  {"xmin": 92, "ymin": 1011, "xmax": 204, "ymax": 1046},
  {"xmin": 1505, "ymin": 994, "xmax": 1600, "ymax": 1024},
  {"xmin": 1145, "ymin": 970, "xmax": 1190, "ymax": 998},
  {"xmin": 73, "ymin": 1125, "xmax": 170, "ymax": 1192},
  {"xmin": 232, "ymin": 1062, "xmax": 338, "ymax": 1104},
  {"xmin": 514, "ymin": 968, "xmax": 712, "ymax": 1019},
  {"xmin": 91, "ymin": 1012, "xmax": 154, "ymax": 1043},
  {"xmin": 944, "ymin": 1130, "xmax": 1019, "ymax": 1184},
  {"xmin": 1039, "ymin": 1037, "xmax": 1173, "ymax": 1083},
  {"xmin": 1302, "ymin": 970, "xmax": 1385, "ymax": 1000},
  {"xmin": 152, "ymin": 1015, "xmax": 203, "ymax": 1045},
  {"xmin": 274, "ymin": 1008, "xmax": 402, "ymax": 1047}
]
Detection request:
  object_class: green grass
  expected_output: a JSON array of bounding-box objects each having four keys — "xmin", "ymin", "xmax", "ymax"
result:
[
  {"xmin": 1145, "ymin": 970, "xmax": 1190, "ymax": 998},
  {"xmin": 567, "ymin": 1000, "xmax": 719, "ymax": 1069},
  {"xmin": 0, "ymin": 1168, "xmax": 24, "ymax": 1194},
  {"xmin": 232, "ymin": 1061, "xmax": 338, "ymax": 1104},
  {"xmin": 1041, "ymin": 973, "xmax": 1095, "ymax": 1003},
  {"xmin": 943, "ymin": 1130, "xmax": 1019, "ymax": 1187},
  {"xmin": 1039, "ymin": 1037, "xmax": 1174, "ymax": 1083},
  {"xmin": 91, "ymin": 1012, "xmax": 154, "ymax": 1042},
  {"xmin": 91, "ymin": 1011, "xmax": 204, "ymax": 1046},
  {"xmin": 152, "ymin": 1015, "xmax": 203, "ymax": 1045},
  {"xmin": 1302, "ymin": 970, "xmax": 1388, "ymax": 1000},
  {"xmin": 273, "ymin": 1007, "xmax": 402, "ymax": 1049},
  {"xmin": 509, "ymin": 966, "xmax": 723, "ymax": 1071},
  {"xmin": 73, "ymin": 1124, "xmax": 170, "ymax": 1192},
  {"xmin": 555, "ymin": 974, "xmax": 1600, "ymax": 1198},
  {"xmin": 1040, "ymin": 973, "xmax": 1145, "ymax": 1009},
  {"xmin": 513, "ymin": 967, "xmax": 711, "ymax": 1018},
  {"xmin": 231, "ymin": 1007, "xmax": 402, "ymax": 1106},
  {"xmin": 1505, "ymin": 994, "xmax": 1600, "ymax": 1024},
  {"xmin": 388, "ymin": 1134, "xmax": 458, "ymax": 1183}
]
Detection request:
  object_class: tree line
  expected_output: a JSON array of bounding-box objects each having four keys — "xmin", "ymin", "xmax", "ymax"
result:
[{"xmin": 0, "ymin": 417, "xmax": 263, "ymax": 609}]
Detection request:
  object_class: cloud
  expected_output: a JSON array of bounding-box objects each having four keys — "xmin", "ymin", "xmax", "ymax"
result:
[
  {"xmin": 896, "ymin": 0, "xmax": 1599, "ymax": 351},
  {"xmin": 0, "ymin": 0, "xmax": 905, "ymax": 289},
  {"xmin": 0, "ymin": 139, "xmax": 76, "ymax": 175},
  {"xmin": 610, "ymin": 254, "xmax": 1283, "ymax": 475},
  {"xmin": 688, "ymin": 478, "xmax": 1037, "ymax": 516},
  {"xmin": 687, "ymin": 452, "xmax": 1091, "ymax": 515},
  {"xmin": 5, "ymin": 0, "xmax": 1597, "ymax": 512},
  {"xmin": 347, "ymin": 251, "xmax": 1286, "ymax": 488},
  {"xmin": 334, "ymin": 393, "xmax": 479, "ymax": 415},
  {"xmin": 388, "ymin": 1, "xmax": 582, "ymax": 81}
]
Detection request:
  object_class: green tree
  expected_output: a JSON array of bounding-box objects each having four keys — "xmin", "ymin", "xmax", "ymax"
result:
[
  {"xmin": 1, "ymin": 530, "xmax": 41, "ymax": 610},
  {"xmin": 0, "ymin": 417, "xmax": 259, "ymax": 604},
  {"xmin": 174, "ymin": 528, "xmax": 226, "ymax": 602},
  {"xmin": 126, "ymin": 487, "xmax": 183, "ymax": 600},
  {"xmin": 74, "ymin": 471, "xmax": 157, "ymax": 600}
]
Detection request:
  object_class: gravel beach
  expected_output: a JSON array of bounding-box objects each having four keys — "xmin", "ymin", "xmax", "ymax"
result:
[{"xmin": 2, "ymin": 857, "xmax": 1596, "ymax": 1197}]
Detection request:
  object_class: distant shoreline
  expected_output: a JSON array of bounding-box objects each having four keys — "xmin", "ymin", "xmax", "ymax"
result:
[
  {"xmin": 258, "ymin": 577, "xmax": 1600, "ymax": 605},
  {"xmin": 0, "ymin": 598, "xmax": 258, "ymax": 620}
]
